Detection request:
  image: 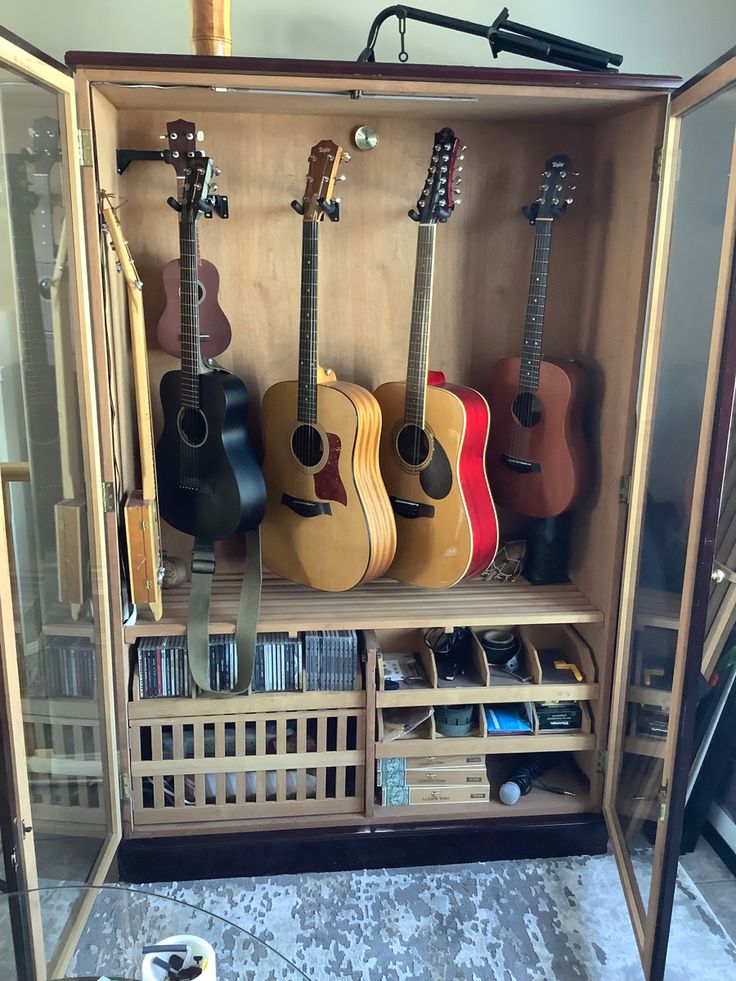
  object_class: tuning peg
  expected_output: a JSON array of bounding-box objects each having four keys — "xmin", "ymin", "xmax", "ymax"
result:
[
  {"xmin": 444, "ymin": 143, "xmax": 452, "ymax": 150},
  {"xmin": 434, "ymin": 143, "xmax": 441, "ymax": 151},
  {"xmin": 159, "ymin": 134, "xmax": 167, "ymax": 140},
  {"xmin": 213, "ymin": 167, "xmax": 222, "ymax": 176},
  {"xmin": 455, "ymin": 178, "xmax": 462, "ymax": 184},
  {"xmin": 442, "ymin": 154, "xmax": 449, "ymax": 162},
  {"xmin": 461, "ymin": 145, "xmax": 468, "ymax": 151},
  {"xmin": 432, "ymin": 155, "xmax": 439, "ymax": 163},
  {"xmin": 544, "ymin": 170, "xmax": 551, "ymax": 177},
  {"xmin": 569, "ymin": 185, "xmax": 577, "ymax": 191},
  {"xmin": 342, "ymin": 152, "xmax": 352, "ymax": 162},
  {"xmin": 457, "ymin": 154, "xmax": 465, "ymax": 161},
  {"xmin": 456, "ymin": 166, "xmax": 463, "ymax": 173},
  {"xmin": 210, "ymin": 184, "xmax": 218, "ymax": 192},
  {"xmin": 565, "ymin": 197, "xmax": 574, "ymax": 205},
  {"xmin": 196, "ymin": 130, "xmax": 204, "ymax": 141},
  {"xmin": 440, "ymin": 197, "xmax": 447, "ymax": 206},
  {"xmin": 573, "ymin": 171, "xmax": 580, "ymax": 177},
  {"xmin": 336, "ymin": 174, "xmax": 347, "ymax": 181},
  {"xmin": 454, "ymin": 199, "xmax": 462, "ymax": 205},
  {"xmin": 552, "ymin": 197, "xmax": 560, "ymax": 205},
  {"xmin": 560, "ymin": 171, "xmax": 567, "ymax": 178},
  {"xmin": 555, "ymin": 184, "xmax": 562, "ymax": 191}
]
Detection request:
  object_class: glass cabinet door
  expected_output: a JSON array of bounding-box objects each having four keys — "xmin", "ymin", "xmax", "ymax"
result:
[
  {"xmin": 604, "ymin": 52, "xmax": 736, "ymax": 981},
  {"xmin": 0, "ymin": 32, "xmax": 120, "ymax": 979}
]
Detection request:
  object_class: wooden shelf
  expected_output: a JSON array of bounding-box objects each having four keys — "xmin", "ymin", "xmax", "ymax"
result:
[
  {"xmin": 375, "ymin": 732, "xmax": 596, "ymax": 758},
  {"xmin": 634, "ymin": 590, "xmax": 681, "ymax": 630},
  {"xmin": 376, "ymin": 681, "xmax": 599, "ymax": 707},
  {"xmin": 373, "ymin": 794, "xmax": 593, "ymax": 822},
  {"xmin": 624, "ymin": 735, "xmax": 667, "ymax": 759},
  {"xmin": 125, "ymin": 575, "xmax": 603, "ymax": 642},
  {"xmin": 128, "ymin": 688, "xmax": 365, "ymax": 720},
  {"xmin": 627, "ymin": 686, "xmax": 671, "ymax": 711}
]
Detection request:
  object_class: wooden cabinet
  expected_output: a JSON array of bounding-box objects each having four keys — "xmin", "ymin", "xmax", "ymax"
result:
[{"xmin": 2, "ymin": 26, "xmax": 736, "ymax": 981}]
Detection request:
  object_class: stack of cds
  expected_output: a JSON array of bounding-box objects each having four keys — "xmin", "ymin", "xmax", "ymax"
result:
[
  {"xmin": 35, "ymin": 637, "xmax": 97, "ymax": 698},
  {"xmin": 137, "ymin": 634, "xmax": 238, "ymax": 697},
  {"xmin": 137, "ymin": 636, "xmax": 194, "ymax": 698},
  {"xmin": 135, "ymin": 629, "xmax": 361, "ymax": 698},
  {"xmin": 252, "ymin": 632, "xmax": 303, "ymax": 692},
  {"xmin": 305, "ymin": 630, "xmax": 359, "ymax": 691}
]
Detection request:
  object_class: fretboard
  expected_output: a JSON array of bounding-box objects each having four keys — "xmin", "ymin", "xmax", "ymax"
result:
[
  {"xmin": 297, "ymin": 221, "xmax": 319, "ymax": 425},
  {"xmin": 179, "ymin": 219, "xmax": 202, "ymax": 407},
  {"xmin": 404, "ymin": 223, "xmax": 437, "ymax": 428},
  {"xmin": 518, "ymin": 219, "xmax": 553, "ymax": 392}
]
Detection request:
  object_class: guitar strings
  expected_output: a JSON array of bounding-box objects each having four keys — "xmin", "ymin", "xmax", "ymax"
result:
[
  {"xmin": 406, "ymin": 222, "xmax": 436, "ymax": 467},
  {"xmin": 511, "ymin": 219, "xmax": 552, "ymax": 464}
]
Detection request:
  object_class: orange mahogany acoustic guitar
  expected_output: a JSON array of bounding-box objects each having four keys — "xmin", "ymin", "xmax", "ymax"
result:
[
  {"xmin": 260, "ymin": 140, "xmax": 396, "ymax": 591},
  {"xmin": 487, "ymin": 155, "xmax": 590, "ymax": 519}
]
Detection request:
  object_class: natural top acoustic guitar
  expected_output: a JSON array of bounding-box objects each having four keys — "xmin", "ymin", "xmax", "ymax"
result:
[{"xmin": 260, "ymin": 139, "xmax": 396, "ymax": 592}]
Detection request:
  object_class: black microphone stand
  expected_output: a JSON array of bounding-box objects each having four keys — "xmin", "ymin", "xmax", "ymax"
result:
[{"xmin": 356, "ymin": 5, "xmax": 623, "ymax": 73}]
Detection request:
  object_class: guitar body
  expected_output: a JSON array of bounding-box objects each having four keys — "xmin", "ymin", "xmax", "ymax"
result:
[
  {"xmin": 157, "ymin": 257, "xmax": 231, "ymax": 359},
  {"xmin": 261, "ymin": 380, "xmax": 396, "ymax": 591},
  {"xmin": 156, "ymin": 368, "xmax": 266, "ymax": 539},
  {"xmin": 375, "ymin": 376, "xmax": 498, "ymax": 589},
  {"xmin": 487, "ymin": 356, "xmax": 589, "ymax": 518}
]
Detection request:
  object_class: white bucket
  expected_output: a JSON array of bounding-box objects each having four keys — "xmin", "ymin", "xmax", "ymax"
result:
[{"xmin": 141, "ymin": 934, "xmax": 216, "ymax": 981}]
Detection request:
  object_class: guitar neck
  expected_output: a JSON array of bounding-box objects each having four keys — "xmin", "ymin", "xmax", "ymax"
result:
[
  {"xmin": 297, "ymin": 221, "xmax": 319, "ymax": 425},
  {"xmin": 518, "ymin": 218, "xmax": 553, "ymax": 392},
  {"xmin": 180, "ymin": 218, "xmax": 204, "ymax": 404},
  {"xmin": 404, "ymin": 223, "xmax": 437, "ymax": 427}
]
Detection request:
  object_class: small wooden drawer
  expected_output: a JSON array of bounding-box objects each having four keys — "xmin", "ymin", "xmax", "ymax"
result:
[{"xmin": 129, "ymin": 705, "xmax": 366, "ymax": 826}]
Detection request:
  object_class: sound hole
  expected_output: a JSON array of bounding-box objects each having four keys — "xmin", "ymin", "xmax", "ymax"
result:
[
  {"xmin": 512, "ymin": 392, "xmax": 542, "ymax": 429},
  {"xmin": 179, "ymin": 282, "xmax": 206, "ymax": 303},
  {"xmin": 292, "ymin": 424, "xmax": 324, "ymax": 468},
  {"xmin": 396, "ymin": 423, "xmax": 431, "ymax": 468},
  {"xmin": 177, "ymin": 406, "xmax": 208, "ymax": 448}
]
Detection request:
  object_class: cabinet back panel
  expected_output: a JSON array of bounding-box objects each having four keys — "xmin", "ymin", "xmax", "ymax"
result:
[{"xmin": 89, "ymin": 92, "xmax": 663, "ymax": 625}]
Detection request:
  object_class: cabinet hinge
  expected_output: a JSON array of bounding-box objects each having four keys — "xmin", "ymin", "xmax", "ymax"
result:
[
  {"xmin": 652, "ymin": 146, "xmax": 663, "ymax": 183},
  {"xmin": 78, "ymin": 128, "xmax": 94, "ymax": 167},
  {"xmin": 101, "ymin": 481, "xmax": 116, "ymax": 513},
  {"xmin": 618, "ymin": 474, "xmax": 632, "ymax": 504},
  {"xmin": 119, "ymin": 770, "xmax": 132, "ymax": 800},
  {"xmin": 658, "ymin": 780, "xmax": 669, "ymax": 822},
  {"xmin": 597, "ymin": 750, "xmax": 608, "ymax": 774}
]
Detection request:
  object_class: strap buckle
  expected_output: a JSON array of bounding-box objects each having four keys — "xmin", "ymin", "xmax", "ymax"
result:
[{"xmin": 191, "ymin": 539, "xmax": 216, "ymax": 577}]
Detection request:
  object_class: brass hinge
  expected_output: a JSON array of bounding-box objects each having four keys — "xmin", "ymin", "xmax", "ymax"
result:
[
  {"xmin": 119, "ymin": 770, "xmax": 132, "ymax": 800},
  {"xmin": 652, "ymin": 146, "xmax": 663, "ymax": 183},
  {"xmin": 618, "ymin": 474, "xmax": 632, "ymax": 504},
  {"xmin": 78, "ymin": 128, "xmax": 94, "ymax": 167},
  {"xmin": 658, "ymin": 780, "xmax": 669, "ymax": 822},
  {"xmin": 101, "ymin": 481, "xmax": 115, "ymax": 513},
  {"xmin": 597, "ymin": 750, "xmax": 608, "ymax": 775}
]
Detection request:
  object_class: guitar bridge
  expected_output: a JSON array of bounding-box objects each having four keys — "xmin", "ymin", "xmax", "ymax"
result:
[
  {"xmin": 390, "ymin": 496, "xmax": 436, "ymax": 519},
  {"xmin": 281, "ymin": 493, "xmax": 332, "ymax": 518},
  {"xmin": 501, "ymin": 454, "xmax": 542, "ymax": 474}
]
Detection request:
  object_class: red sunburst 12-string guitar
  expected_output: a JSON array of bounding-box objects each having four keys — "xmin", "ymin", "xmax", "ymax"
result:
[{"xmin": 374, "ymin": 127, "xmax": 499, "ymax": 589}]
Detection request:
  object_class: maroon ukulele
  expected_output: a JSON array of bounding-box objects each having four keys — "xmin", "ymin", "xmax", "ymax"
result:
[
  {"xmin": 487, "ymin": 155, "xmax": 590, "ymax": 519},
  {"xmin": 156, "ymin": 118, "xmax": 231, "ymax": 359}
]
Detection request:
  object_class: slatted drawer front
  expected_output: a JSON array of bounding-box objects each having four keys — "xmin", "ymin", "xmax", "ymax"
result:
[{"xmin": 129, "ymin": 708, "xmax": 366, "ymax": 825}]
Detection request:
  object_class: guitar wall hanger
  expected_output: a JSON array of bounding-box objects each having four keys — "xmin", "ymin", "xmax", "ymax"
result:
[
  {"xmin": 357, "ymin": 5, "xmax": 623, "ymax": 73},
  {"xmin": 167, "ymin": 193, "xmax": 229, "ymax": 219},
  {"xmin": 290, "ymin": 196, "xmax": 341, "ymax": 221}
]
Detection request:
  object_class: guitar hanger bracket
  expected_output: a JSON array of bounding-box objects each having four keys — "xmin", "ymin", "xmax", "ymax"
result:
[
  {"xmin": 318, "ymin": 197, "xmax": 341, "ymax": 222},
  {"xmin": 116, "ymin": 147, "xmax": 205, "ymax": 176},
  {"xmin": 205, "ymin": 194, "xmax": 229, "ymax": 219}
]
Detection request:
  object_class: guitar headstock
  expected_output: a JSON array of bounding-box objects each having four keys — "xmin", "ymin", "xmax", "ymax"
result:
[
  {"xmin": 293, "ymin": 139, "xmax": 349, "ymax": 222},
  {"xmin": 180, "ymin": 157, "xmax": 216, "ymax": 224},
  {"xmin": 165, "ymin": 118, "xmax": 204, "ymax": 179},
  {"xmin": 28, "ymin": 116, "xmax": 60, "ymax": 176},
  {"xmin": 410, "ymin": 127, "xmax": 464, "ymax": 224},
  {"xmin": 524, "ymin": 154, "xmax": 578, "ymax": 223}
]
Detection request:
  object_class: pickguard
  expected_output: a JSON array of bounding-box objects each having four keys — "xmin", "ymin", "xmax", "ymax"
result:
[
  {"xmin": 313, "ymin": 432, "xmax": 347, "ymax": 506},
  {"xmin": 419, "ymin": 438, "xmax": 453, "ymax": 500}
]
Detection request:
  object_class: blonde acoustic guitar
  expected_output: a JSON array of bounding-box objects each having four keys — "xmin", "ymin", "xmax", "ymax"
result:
[
  {"xmin": 261, "ymin": 140, "xmax": 396, "ymax": 591},
  {"xmin": 101, "ymin": 193, "xmax": 164, "ymax": 620}
]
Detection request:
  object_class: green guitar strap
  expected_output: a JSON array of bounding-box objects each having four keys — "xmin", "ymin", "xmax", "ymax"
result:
[{"xmin": 187, "ymin": 528, "xmax": 262, "ymax": 694}]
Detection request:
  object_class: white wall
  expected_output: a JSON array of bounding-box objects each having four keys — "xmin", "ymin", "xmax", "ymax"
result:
[{"xmin": 2, "ymin": 0, "xmax": 735, "ymax": 80}]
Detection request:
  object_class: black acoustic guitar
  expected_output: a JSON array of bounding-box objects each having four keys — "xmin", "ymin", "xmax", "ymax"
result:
[{"xmin": 155, "ymin": 156, "xmax": 266, "ymax": 540}]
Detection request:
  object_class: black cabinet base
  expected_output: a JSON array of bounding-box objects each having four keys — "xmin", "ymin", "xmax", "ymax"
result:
[{"xmin": 118, "ymin": 813, "xmax": 607, "ymax": 883}]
